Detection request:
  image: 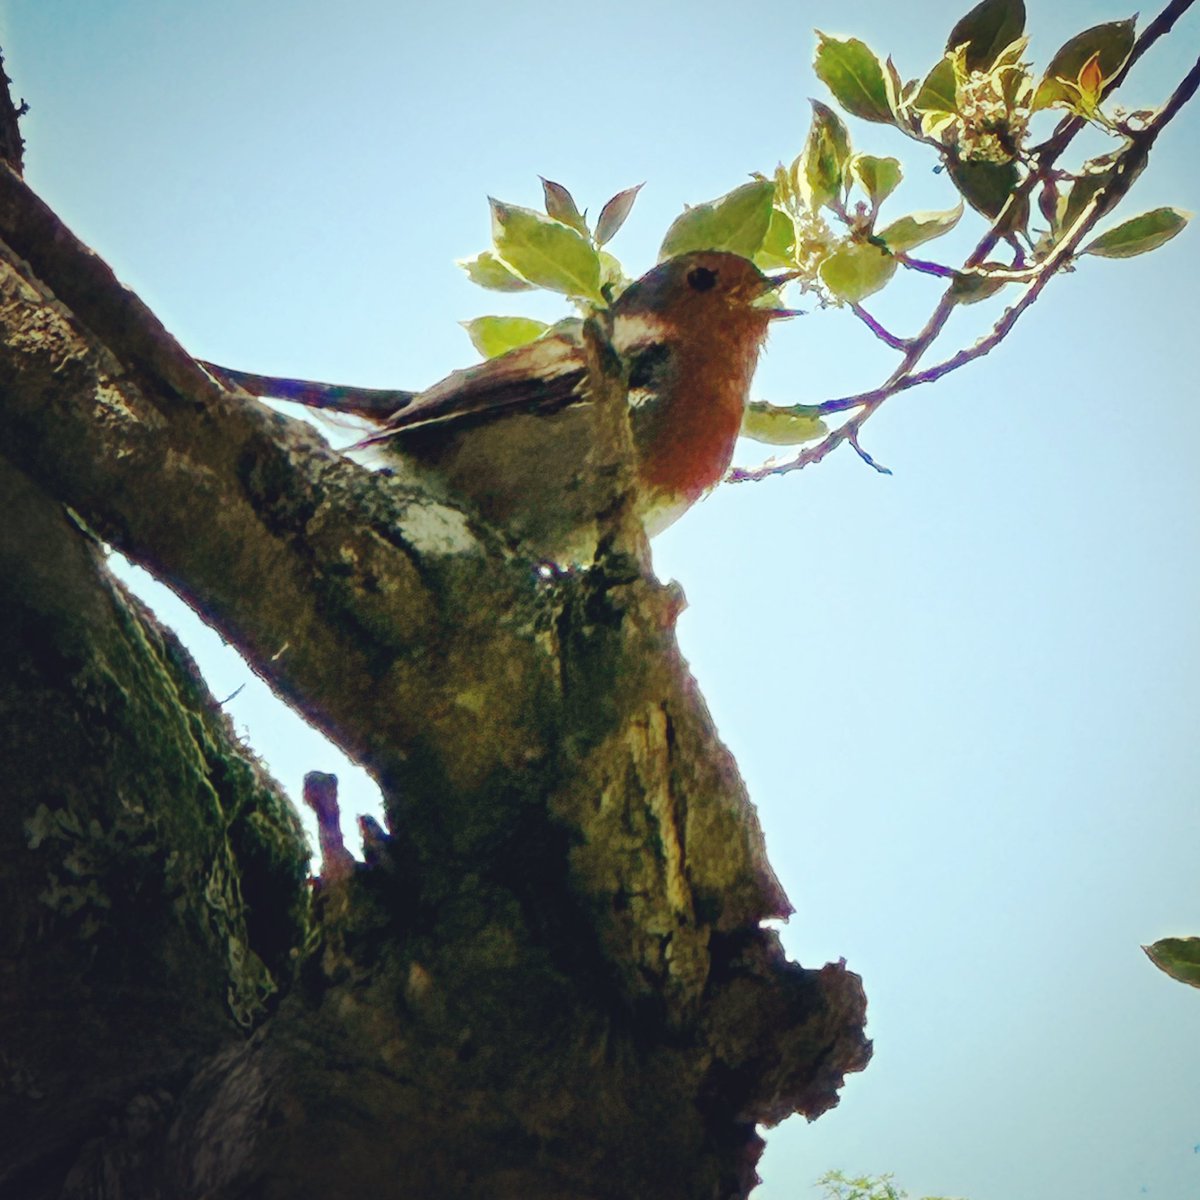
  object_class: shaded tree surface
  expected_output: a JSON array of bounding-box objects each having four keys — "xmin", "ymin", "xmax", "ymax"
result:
[{"xmin": 0, "ymin": 71, "xmax": 869, "ymax": 1199}]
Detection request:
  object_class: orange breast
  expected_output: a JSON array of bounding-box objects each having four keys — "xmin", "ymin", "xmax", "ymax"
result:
[{"xmin": 631, "ymin": 318, "xmax": 767, "ymax": 509}]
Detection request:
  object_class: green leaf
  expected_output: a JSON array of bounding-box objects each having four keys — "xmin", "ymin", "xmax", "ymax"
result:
[
  {"xmin": 457, "ymin": 250, "xmax": 536, "ymax": 293},
  {"xmin": 946, "ymin": 157, "xmax": 1019, "ymax": 218},
  {"xmin": 946, "ymin": 0, "xmax": 1026, "ymax": 72},
  {"xmin": 598, "ymin": 249, "xmax": 629, "ymax": 294},
  {"xmin": 878, "ymin": 202, "xmax": 963, "ymax": 253},
  {"xmin": 1033, "ymin": 19, "xmax": 1136, "ymax": 111},
  {"xmin": 658, "ymin": 179, "xmax": 776, "ymax": 261},
  {"xmin": 594, "ymin": 183, "xmax": 644, "ymax": 246},
  {"xmin": 814, "ymin": 33, "xmax": 895, "ymax": 124},
  {"xmin": 801, "ymin": 101, "xmax": 852, "ymax": 211},
  {"xmin": 539, "ymin": 177, "xmax": 589, "ymax": 235},
  {"xmin": 850, "ymin": 154, "xmax": 902, "ymax": 209},
  {"xmin": 461, "ymin": 315, "xmax": 550, "ymax": 360},
  {"xmin": 818, "ymin": 240, "xmax": 897, "ymax": 302},
  {"xmin": 754, "ymin": 207, "xmax": 796, "ymax": 270},
  {"xmin": 948, "ymin": 262, "xmax": 1009, "ymax": 304},
  {"xmin": 740, "ymin": 401, "xmax": 828, "ymax": 446},
  {"xmin": 920, "ymin": 109, "xmax": 960, "ymax": 141},
  {"xmin": 882, "ymin": 56, "xmax": 907, "ymax": 122},
  {"xmin": 912, "ymin": 54, "xmax": 957, "ymax": 114},
  {"xmin": 1060, "ymin": 164, "xmax": 1116, "ymax": 232},
  {"xmin": 1144, "ymin": 937, "xmax": 1200, "ymax": 988},
  {"xmin": 1082, "ymin": 207, "xmax": 1191, "ymax": 258},
  {"xmin": 997, "ymin": 37, "xmax": 1035, "ymax": 108},
  {"xmin": 993, "ymin": 33, "xmax": 1031, "ymax": 70},
  {"xmin": 490, "ymin": 198, "xmax": 604, "ymax": 302}
]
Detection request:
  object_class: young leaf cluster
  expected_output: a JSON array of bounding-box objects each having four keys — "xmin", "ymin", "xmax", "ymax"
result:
[
  {"xmin": 456, "ymin": 179, "xmax": 642, "ymax": 358},
  {"xmin": 802, "ymin": 0, "xmax": 1188, "ymax": 304}
]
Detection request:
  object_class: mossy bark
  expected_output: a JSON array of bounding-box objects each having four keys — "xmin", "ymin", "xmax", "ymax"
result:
[
  {"xmin": 0, "ymin": 132, "xmax": 870, "ymax": 1198},
  {"xmin": 0, "ymin": 458, "xmax": 309, "ymax": 1198}
]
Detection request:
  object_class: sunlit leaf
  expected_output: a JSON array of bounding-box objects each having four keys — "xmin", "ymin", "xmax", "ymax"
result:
[
  {"xmin": 772, "ymin": 161, "xmax": 795, "ymax": 208},
  {"xmin": 462, "ymin": 315, "xmax": 550, "ymax": 359},
  {"xmin": 920, "ymin": 109, "xmax": 960, "ymax": 141},
  {"xmin": 594, "ymin": 183, "xmax": 644, "ymax": 246},
  {"xmin": 814, "ymin": 33, "xmax": 896, "ymax": 124},
  {"xmin": 992, "ymin": 33, "xmax": 1030, "ymax": 69},
  {"xmin": 490, "ymin": 198, "xmax": 604, "ymax": 301},
  {"xmin": 878, "ymin": 202, "xmax": 963, "ymax": 253},
  {"xmin": 850, "ymin": 154, "xmax": 902, "ymax": 209},
  {"xmin": 458, "ymin": 250, "xmax": 537, "ymax": 292},
  {"xmin": 598, "ymin": 250, "xmax": 629, "ymax": 294},
  {"xmin": 788, "ymin": 154, "xmax": 805, "ymax": 205},
  {"xmin": 947, "ymin": 0, "xmax": 1026, "ymax": 72},
  {"xmin": 912, "ymin": 54, "xmax": 957, "ymax": 114},
  {"xmin": 948, "ymin": 263, "xmax": 1010, "ymax": 304},
  {"xmin": 1144, "ymin": 937, "xmax": 1200, "ymax": 988},
  {"xmin": 1060, "ymin": 165, "xmax": 1117, "ymax": 232},
  {"xmin": 539, "ymin": 178, "xmax": 589, "ymax": 234},
  {"xmin": 947, "ymin": 157, "xmax": 1019, "ymax": 218},
  {"xmin": 883, "ymin": 56, "xmax": 907, "ymax": 123},
  {"xmin": 1032, "ymin": 18, "xmax": 1136, "ymax": 111},
  {"xmin": 801, "ymin": 101, "xmax": 852, "ymax": 211},
  {"xmin": 1082, "ymin": 207, "xmax": 1191, "ymax": 258},
  {"xmin": 740, "ymin": 401, "xmax": 827, "ymax": 446},
  {"xmin": 818, "ymin": 240, "xmax": 896, "ymax": 302},
  {"xmin": 1078, "ymin": 51, "xmax": 1104, "ymax": 100},
  {"xmin": 994, "ymin": 36, "xmax": 1034, "ymax": 108},
  {"xmin": 1038, "ymin": 176, "xmax": 1062, "ymax": 230},
  {"xmin": 658, "ymin": 179, "xmax": 775, "ymax": 260},
  {"xmin": 754, "ymin": 208, "xmax": 796, "ymax": 270}
]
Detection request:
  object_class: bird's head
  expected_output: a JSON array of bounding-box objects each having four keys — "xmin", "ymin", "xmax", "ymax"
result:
[{"xmin": 612, "ymin": 250, "xmax": 797, "ymax": 347}]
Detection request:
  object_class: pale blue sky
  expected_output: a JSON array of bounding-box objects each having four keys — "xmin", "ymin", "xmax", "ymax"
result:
[{"xmin": 5, "ymin": 2, "xmax": 1199, "ymax": 1197}]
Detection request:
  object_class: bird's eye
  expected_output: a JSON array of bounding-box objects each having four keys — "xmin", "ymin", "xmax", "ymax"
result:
[{"xmin": 687, "ymin": 266, "xmax": 718, "ymax": 292}]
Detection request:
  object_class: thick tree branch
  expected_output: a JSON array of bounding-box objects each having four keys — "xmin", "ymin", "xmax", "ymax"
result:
[{"xmin": 0, "ymin": 152, "xmax": 870, "ymax": 1195}]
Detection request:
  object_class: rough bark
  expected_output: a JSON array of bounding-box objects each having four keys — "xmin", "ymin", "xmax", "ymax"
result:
[{"xmin": 0, "ymin": 101, "xmax": 870, "ymax": 1199}]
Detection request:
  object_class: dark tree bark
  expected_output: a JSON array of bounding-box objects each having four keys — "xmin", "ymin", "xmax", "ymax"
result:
[{"xmin": 0, "ymin": 72, "xmax": 869, "ymax": 1200}]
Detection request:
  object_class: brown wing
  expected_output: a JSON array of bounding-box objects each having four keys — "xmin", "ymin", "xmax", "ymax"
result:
[{"xmin": 358, "ymin": 329, "xmax": 589, "ymax": 447}]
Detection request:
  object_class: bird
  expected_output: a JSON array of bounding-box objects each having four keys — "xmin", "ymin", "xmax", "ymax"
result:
[{"xmin": 202, "ymin": 250, "xmax": 797, "ymax": 564}]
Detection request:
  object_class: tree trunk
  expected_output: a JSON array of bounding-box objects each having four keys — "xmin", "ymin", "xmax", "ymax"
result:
[{"xmin": 0, "ymin": 73, "xmax": 869, "ymax": 1199}]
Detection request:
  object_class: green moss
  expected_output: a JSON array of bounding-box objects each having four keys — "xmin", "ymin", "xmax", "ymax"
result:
[{"xmin": 8, "ymin": 569, "xmax": 310, "ymax": 1030}]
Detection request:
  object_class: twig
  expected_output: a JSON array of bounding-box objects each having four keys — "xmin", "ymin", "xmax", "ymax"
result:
[
  {"xmin": 848, "ymin": 302, "xmax": 909, "ymax": 350},
  {"xmin": 895, "ymin": 253, "xmax": 957, "ymax": 279},
  {"xmin": 848, "ymin": 430, "xmax": 891, "ymax": 475}
]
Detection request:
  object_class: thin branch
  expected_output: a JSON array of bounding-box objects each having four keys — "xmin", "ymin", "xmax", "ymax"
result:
[
  {"xmin": 848, "ymin": 430, "xmax": 891, "ymax": 475},
  {"xmin": 848, "ymin": 302, "xmax": 909, "ymax": 350},
  {"xmin": 895, "ymin": 253, "xmax": 957, "ymax": 279}
]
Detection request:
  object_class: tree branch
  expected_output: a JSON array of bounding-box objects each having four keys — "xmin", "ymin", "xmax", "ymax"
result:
[{"xmin": 0, "ymin": 153, "xmax": 872, "ymax": 1194}]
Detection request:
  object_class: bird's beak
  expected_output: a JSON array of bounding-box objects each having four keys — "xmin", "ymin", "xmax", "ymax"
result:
[{"xmin": 758, "ymin": 267, "xmax": 805, "ymax": 319}]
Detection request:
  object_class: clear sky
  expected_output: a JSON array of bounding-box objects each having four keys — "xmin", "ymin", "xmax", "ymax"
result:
[{"xmin": 5, "ymin": 2, "xmax": 1198, "ymax": 1197}]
